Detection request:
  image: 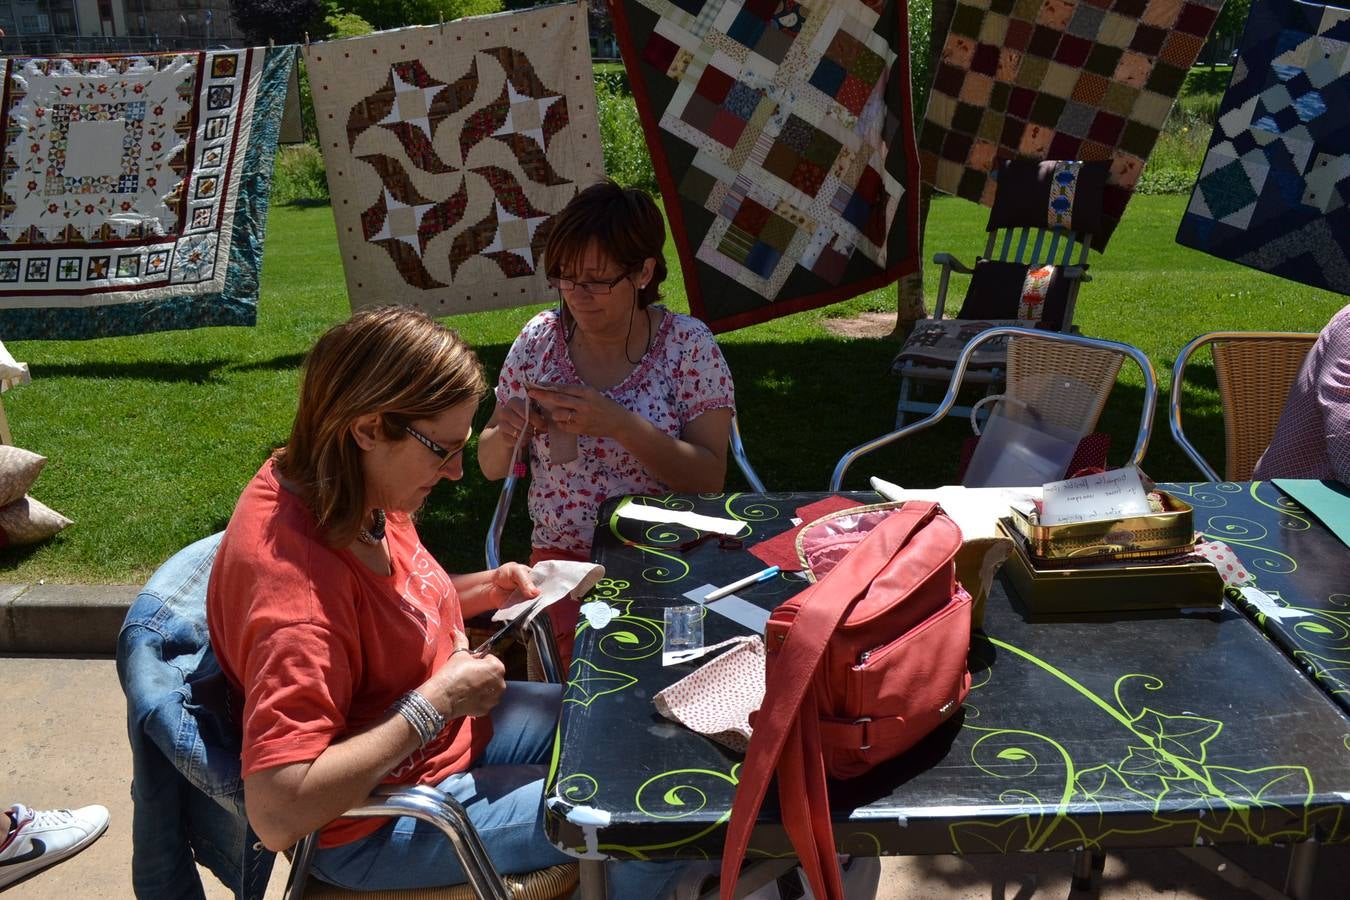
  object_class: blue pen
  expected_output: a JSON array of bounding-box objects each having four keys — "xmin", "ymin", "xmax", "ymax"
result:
[{"xmin": 702, "ymin": 565, "xmax": 780, "ymax": 602}]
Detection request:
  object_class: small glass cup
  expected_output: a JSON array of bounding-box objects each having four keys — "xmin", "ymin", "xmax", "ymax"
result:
[{"xmin": 663, "ymin": 604, "xmax": 704, "ymax": 655}]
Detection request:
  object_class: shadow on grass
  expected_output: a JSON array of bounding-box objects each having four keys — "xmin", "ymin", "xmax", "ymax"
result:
[
  {"xmin": 275, "ymin": 197, "xmax": 332, "ymax": 208},
  {"xmin": 34, "ymin": 358, "xmax": 231, "ymax": 384},
  {"xmin": 226, "ymin": 352, "xmax": 308, "ymax": 374}
]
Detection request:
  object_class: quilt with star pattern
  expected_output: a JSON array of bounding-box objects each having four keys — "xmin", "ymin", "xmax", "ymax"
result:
[
  {"xmin": 611, "ymin": 0, "xmax": 920, "ymax": 333},
  {"xmin": 304, "ymin": 3, "xmax": 606, "ymax": 316},
  {"xmin": 1176, "ymin": 0, "xmax": 1350, "ymax": 295},
  {"xmin": 0, "ymin": 45, "xmax": 295, "ymax": 339}
]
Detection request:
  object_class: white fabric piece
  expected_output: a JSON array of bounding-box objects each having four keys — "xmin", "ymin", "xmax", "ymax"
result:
[
  {"xmin": 493, "ymin": 558, "xmax": 605, "ymax": 627},
  {"xmin": 0, "ymin": 341, "xmax": 30, "ymax": 393},
  {"xmin": 616, "ymin": 499, "xmax": 749, "ymax": 537}
]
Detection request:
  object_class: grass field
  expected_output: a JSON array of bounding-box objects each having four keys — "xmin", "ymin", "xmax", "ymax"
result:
[{"xmin": 4, "ymin": 193, "xmax": 1344, "ymax": 584}]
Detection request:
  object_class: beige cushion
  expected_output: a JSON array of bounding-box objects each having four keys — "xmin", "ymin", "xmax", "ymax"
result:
[
  {"xmin": 0, "ymin": 495, "xmax": 73, "ymax": 546},
  {"xmin": 0, "ymin": 445, "xmax": 46, "ymax": 508}
]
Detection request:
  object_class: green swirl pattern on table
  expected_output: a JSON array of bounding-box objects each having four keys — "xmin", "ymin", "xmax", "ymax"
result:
[
  {"xmin": 545, "ymin": 490, "xmax": 1350, "ymax": 864},
  {"xmin": 1163, "ymin": 481, "xmax": 1350, "ymax": 711}
]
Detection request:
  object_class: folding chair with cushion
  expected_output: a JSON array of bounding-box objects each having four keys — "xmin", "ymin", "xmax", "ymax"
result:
[
  {"xmin": 893, "ymin": 159, "xmax": 1110, "ymax": 427},
  {"xmin": 834, "ymin": 326, "xmax": 1157, "ymax": 491},
  {"xmin": 1169, "ymin": 331, "xmax": 1319, "ymax": 482},
  {"xmin": 117, "ymin": 532, "xmax": 576, "ymax": 900}
]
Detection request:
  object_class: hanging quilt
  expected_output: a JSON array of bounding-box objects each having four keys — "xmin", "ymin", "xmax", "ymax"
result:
[
  {"xmin": 610, "ymin": 0, "xmax": 920, "ymax": 333},
  {"xmin": 917, "ymin": 0, "xmax": 1226, "ymax": 250},
  {"xmin": 1176, "ymin": 0, "xmax": 1350, "ymax": 295},
  {"xmin": 0, "ymin": 45, "xmax": 296, "ymax": 339},
  {"xmin": 304, "ymin": 3, "xmax": 605, "ymax": 316}
]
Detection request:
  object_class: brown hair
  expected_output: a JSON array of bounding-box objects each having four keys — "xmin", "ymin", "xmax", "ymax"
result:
[
  {"xmin": 544, "ymin": 179, "xmax": 667, "ymax": 309},
  {"xmin": 274, "ymin": 306, "xmax": 487, "ymax": 547}
]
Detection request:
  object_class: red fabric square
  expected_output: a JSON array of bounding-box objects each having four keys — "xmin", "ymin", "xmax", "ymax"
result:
[
  {"xmin": 812, "ymin": 244, "xmax": 849, "ymax": 284},
  {"xmin": 1005, "ymin": 19, "xmax": 1034, "ymax": 51},
  {"xmin": 837, "ymin": 74, "xmax": 872, "ymax": 115},
  {"xmin": 749, "ymin": 496, "xmax": 866, "ymax": 571},
  {"xmin": 708, "ymin": 108, "xmax": 748, "ymax": 147},
  {"xmin": 855, "ymin": 165, "xmax": 883, "ymax": 202},
  {"xmin": 696, "ymin": 66, "xmax": 735, "ymax": 104},
  {"xmin": 642, "ymin": 33, "xmax": 679, "ymax": 72},
  {"xmin": 789, "ymin": 158, "xmax": 827, "ymax": 195},
  {"xmin": 746, "ymin": 0, "xmax": 777, "ymax": 16},
  {"xmin": 1048, "ymin": 132, "xmax": 1082, "ymax": 159},
  {"xmin": 732, "ymin": 197, "xmax": 772, "ymax": 233},
  {"xmin": 1088, "ymin": 111, "xmax": 1126, "ymax": 144},
  {"xmin": 1008, "ymin": 86, "xmax": 1037, "ymax": 119},
  {"xmin": 971, "ymin": 43, "xmax": 1001, "ymax": 76},
  {"xmin": 1054, "ymin": 35, "xmax": 1093, "ymax": 67},
  {"xmin": 1175, "ymin": 3, "xmax": 1219, "ymax": 35}
]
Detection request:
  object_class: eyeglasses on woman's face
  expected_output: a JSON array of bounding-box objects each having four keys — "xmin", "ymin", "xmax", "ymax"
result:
[
  {"xmin": 547, "ymin": 270, "xmax": 634, "ymax": 296},
  {"xmin": 402, "ymin": 423, "xmax": 465, "ymax": 472}
]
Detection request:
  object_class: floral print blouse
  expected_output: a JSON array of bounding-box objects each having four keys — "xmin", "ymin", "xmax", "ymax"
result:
[{"xmin": 494, "ymin": 306, "xmax": 736, "ymax": 555}]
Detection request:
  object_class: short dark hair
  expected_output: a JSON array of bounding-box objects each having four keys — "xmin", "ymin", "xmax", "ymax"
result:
[{"xmin": 544, "ymin": 179, "xmax": 667, "ymax": 309}]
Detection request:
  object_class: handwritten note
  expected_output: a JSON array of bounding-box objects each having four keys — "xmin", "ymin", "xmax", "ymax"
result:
[{"xmin": 1039, "ymin": 467, "xmax": 1152, "ymax": 526}]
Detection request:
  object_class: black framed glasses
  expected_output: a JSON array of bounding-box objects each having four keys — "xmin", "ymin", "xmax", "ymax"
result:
[
  {"xmin": 546, "ymin": 270, "xmax": 633, "ymax": 295},
  {"xmin": 403, "ymin": 424, "xmax": 465, "ymax": 471}
]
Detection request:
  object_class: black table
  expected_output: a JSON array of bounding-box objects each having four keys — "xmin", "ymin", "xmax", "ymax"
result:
[
  {"xmin": 544, "ymin": 491, "xmax": 1350, "ymax": 898},
  {"xmin": 1162, "ymin": 481, "xmax": 1350, "ymax": 715}
]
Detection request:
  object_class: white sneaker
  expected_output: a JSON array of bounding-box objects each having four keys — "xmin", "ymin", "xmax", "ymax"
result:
[{"xmin": 0, "ymin": 803, "xmax": 110, "ymax": 889}]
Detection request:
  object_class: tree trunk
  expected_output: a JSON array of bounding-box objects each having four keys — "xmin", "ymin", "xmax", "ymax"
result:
[{"xmin": 894, "ymin": 0, "xmax": 958, "ymax": 339}]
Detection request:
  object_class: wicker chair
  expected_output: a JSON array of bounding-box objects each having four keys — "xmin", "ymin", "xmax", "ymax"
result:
[
  {"xmin": 833, "ymin": 327, "xmax": 1157, "ymax": 491},
  {"xmin": 998, "ymin": 336, "xmax": 1124, "ymax": 435},
  {"xmin": 1169, "ymin": 332, "xmax": 1318, "ymax": 482}
]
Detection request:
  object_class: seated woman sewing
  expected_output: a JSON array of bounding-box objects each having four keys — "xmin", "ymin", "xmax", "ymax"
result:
[
  {"xmin": 206, "ymin": 306, "xmax": 681, "ymax": 895},
  {"xmin": 478, "ymin": 179, "xmax": 737, "ymax": 664}
]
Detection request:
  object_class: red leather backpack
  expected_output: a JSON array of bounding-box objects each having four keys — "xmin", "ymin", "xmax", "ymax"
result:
[{"xmin": 720, "ymin": 501, "xmax": 973, "ymax": 900}]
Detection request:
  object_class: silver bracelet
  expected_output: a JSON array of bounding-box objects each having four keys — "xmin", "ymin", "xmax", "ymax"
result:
[{"xmin": 392, "ymin": 690, "xmax": 446, "ymax": 747}]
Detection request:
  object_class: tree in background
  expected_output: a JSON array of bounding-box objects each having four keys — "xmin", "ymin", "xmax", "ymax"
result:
[
  {"xmin": 232, "ymin": 0, "xmax": 327, "ymax": 44},
  {"xmin": 326, "ymin": 0, "xmax": 501, "ymax": 32}
]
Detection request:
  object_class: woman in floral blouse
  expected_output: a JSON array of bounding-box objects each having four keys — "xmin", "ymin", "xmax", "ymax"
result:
[{"xmin": 478, "ymin": 180, "xmax": 736, "ymax": 664}]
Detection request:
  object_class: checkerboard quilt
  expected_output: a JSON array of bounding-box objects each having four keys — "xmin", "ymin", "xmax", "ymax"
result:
[
  {"xmin": 305, "ymin": 4, "xmax": 605, "ymax": 316},
  {"xmin": 611, "ymin": 0, "xmax": 920, "ymax": 333},
  {"xmin": 1176, "ymin": 0, "xmax": 1350, "ymax": 295},
  {"xmin": 0, "ymin": 45, "xmax": 295, "ymax": 339},
  {"xmin": 918, "ymin": 0, "xmax": 1225, "ymax": 250}
]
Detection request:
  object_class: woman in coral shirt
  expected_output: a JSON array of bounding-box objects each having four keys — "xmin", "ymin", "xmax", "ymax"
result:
[{"xmin": 207, "ymin": 307, "xmax": 679, "ymax": 895}]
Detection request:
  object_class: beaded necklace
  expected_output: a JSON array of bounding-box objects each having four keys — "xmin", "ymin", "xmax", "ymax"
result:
[{"xmin": 357, "ymin": 508, "xmax": 386, "ymax": 545}]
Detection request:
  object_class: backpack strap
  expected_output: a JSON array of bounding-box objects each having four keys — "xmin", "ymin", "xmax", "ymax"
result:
[{"xmin": 719, "ymin": 502, "xmax": 940, "ymax": 900}]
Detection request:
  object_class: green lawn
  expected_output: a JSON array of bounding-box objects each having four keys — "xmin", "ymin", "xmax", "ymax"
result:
[{"xmin": 4, "ymin": 194, "xmax": 1344, "ymax": 584}]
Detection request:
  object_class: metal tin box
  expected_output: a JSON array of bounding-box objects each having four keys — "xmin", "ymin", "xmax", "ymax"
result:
[
  {"xmin": 1007, "ymin": 490, "xmax": 1195, "ymax": 562},
  {"xmin": 999, "ymin": 520, "xmax": 1223, "ymax": 617}
]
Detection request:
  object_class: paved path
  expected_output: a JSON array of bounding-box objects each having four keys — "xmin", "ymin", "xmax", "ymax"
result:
[{"xmin": 7, "ymin": 654, "xmax": 1348, "ymax": 898}]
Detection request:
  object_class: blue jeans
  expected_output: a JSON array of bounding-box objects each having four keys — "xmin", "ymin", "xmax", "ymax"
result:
[{"xmin": 312, "ymin": 682, "xmax": 687, "ymax": 898}]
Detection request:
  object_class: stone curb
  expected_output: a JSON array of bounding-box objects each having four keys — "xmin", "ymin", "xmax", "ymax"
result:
[{"xmin": 0, "ymin": 582, "xmax": 138, "ymax": 654}]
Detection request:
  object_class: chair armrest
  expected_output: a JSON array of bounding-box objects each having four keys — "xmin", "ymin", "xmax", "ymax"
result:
[
  {"xmin": 1062, "ymin": 265, "xmax": 1090, "ymax": 283},
  {"xmin": 285, "ymin": 785, "xmax": 512, "ymax": 900},
  {"xmin": 932, "ymin": 252, "xmax": 974, "ymax": 275}
]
